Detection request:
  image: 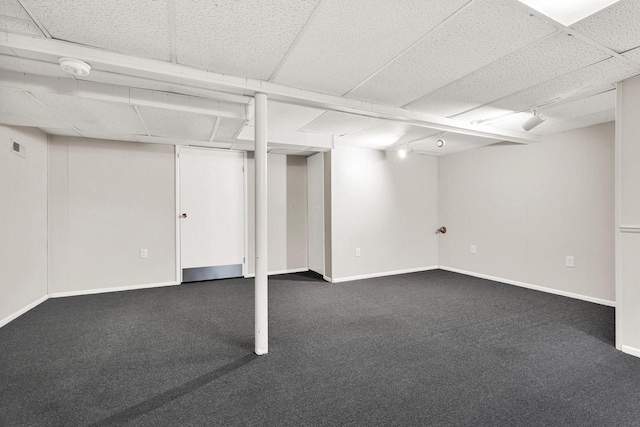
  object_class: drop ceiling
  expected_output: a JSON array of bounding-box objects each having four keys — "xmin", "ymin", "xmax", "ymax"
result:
[{"xmin": 0, "ymin": 0, "xmax": 639, "ymax": 156}]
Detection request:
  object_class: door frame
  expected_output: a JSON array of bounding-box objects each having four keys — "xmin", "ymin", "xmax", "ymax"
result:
[{"xmin": 175, "ymin": 145, "xmax": 248, "ymax": 284}]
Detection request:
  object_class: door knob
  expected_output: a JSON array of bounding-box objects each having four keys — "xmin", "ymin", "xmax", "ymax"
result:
[
  {"xmin": 181, "ymin": 213, "xmax": 188, "ymax": 219},
  {"xmin": 437, "ymin": 226, "xmax": 447, "ymax": 234}
]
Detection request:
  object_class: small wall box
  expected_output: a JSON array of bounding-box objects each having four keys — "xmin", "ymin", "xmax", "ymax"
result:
[{"xmin": 11, "ymin": 139, "xmax": 26, "ymax": 158}]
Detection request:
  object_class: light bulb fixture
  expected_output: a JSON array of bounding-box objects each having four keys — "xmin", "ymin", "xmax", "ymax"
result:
[
  {"xmin": 399, "ymin": 146, "xmax": 413, "ymax": 158},
  {"xmin": 436, "ymin": 139, "xmax": 446, "ymax": 148},
  {"xmin": 522, "ymin": 111, "xmax": 546, "ymax": 131},
  {"xmin": 58, "ymin": 57, "xmax": 91, "ymax": 77}
]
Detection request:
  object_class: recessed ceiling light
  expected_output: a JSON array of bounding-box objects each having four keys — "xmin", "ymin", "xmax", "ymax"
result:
[
  {"xmin": 58, "ymin": 57, "xmax": 91, "ymax": 77},
  {"xmin": 518, "ymin": 0, "xmax": 620, "ymax": 26}
]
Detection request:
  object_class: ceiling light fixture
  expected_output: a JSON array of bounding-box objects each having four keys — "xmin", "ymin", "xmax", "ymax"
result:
[
  {"xmin": 522, "ymin": 111, "xmax": 546, "ymax": 131},
  {"xmin": 517, "ymin": 0, "xmax": 620, "ymax": 26},
  {"xmin": 399, "ymin": 146, "xmax": 414, "ymax": 158},
  {"xmin": 58, "ymin": 57, "xmax": 91, "ymax": 77},
  {"xmin": 436, "ymin": 139, "xmax": 446, "ymax": 148}
]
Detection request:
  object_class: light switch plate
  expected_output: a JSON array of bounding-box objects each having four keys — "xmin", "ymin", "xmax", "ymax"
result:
[
  {"xmin": 470, "ymin": 245, "xmax": 477, "ymax": 254},
  {"xmin": 140, "ymin": 248, "xmax": 148, "ymax": 258},
  {"xmin": 355, "ymin": 248, "xmax": 361, "ymax": 257},
  {"xmin": 565, "ymin": 256, "xmax": 574, "ymax": 268}
]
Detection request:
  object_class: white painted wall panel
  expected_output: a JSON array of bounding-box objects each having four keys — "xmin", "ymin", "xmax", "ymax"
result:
[
  {"xmin": 331, "ymin": 147, "xmax": 439, "ymax": 280},
  {"xmin": 307, "ymin": 153, "xmax": 324, "ymax": 275},
  {"xmin": 439, "ymin": 122, "xmax": 615, "ymax": 303},
  {"xmin": 0, "ymin": 125, "xmax": 48, "ymax": 324},
  {"xmin": 246, "ymin": 153, "xmax": 308, "ymax": 276},
  {"xmin": 617, "ymin": 75, "xmax": 640, "ymax": 353},
  {"xmin": 48, "ymin": 136, "xmax": 176, "ymax": 293}
]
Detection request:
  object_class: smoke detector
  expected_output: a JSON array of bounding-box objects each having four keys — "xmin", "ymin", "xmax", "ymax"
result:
[{"xmin": 58, "ymin": 57, "xmax": 91, "ymax": 77}]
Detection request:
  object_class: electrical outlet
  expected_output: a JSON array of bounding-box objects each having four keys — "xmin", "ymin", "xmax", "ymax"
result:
[
  {"xmin": 355, "ymin": 248, "xmax": 361, "ymax": 257},
  {"xmin": 470, "ymin": 245, "xmax": 477, "ymax": 254},
  {"xmin": 140, "ymin": 248, "xmax": 148, "ymax": 258},
  {"xmin": 565, "ymin": 256, "xmax": 574, "ymax": 268}
]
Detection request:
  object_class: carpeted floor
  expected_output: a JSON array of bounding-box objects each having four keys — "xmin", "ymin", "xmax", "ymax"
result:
[{"xmin": 1, "ymin": 269, "xmax": 639, "ymax": 426}]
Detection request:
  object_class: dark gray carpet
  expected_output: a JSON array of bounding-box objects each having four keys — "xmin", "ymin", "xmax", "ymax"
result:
[{"xmin": 1, "ymin": 270, "xmax": 639, "ymax": 426}]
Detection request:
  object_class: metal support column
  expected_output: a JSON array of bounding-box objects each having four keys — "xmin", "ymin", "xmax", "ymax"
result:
[{"xmin": 254, "ymin": 92, "xmax": 268, "ymax": 355}]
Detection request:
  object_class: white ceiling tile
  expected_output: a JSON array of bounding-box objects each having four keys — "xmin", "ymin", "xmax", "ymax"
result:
[
  {"xmin": 0, "ymin": 88, "xmax": 68, "ymax": 128},
  {"xmin": 33, "ymin": 92, "xmax": 146, "ymax": 134},
  {"xmin": 39, "ymin": 127, "xmax": 81, "ymax": 137},
  {"xmin": 490, "ymin": 57, "xmax": 637, "ymax": 112},
  {"xmin": 0, "ymin": 15, "xmax": 41, "ymax": 36},
  {"xmin": 623, "ymin": 46, "xmax": 640, "ymax": 63},
  {"xmin": 0, "ymin": 45, "xmax": 15, "ymax": 56},
  {"xmin": 135, "ymin": 134, "xmax": 234, "ymax": 149},
  {"xmin": 175, "ymin": 0, "xmax": 320, "ymax": 80},
  {"xmin": 406, "ymin": 33, "xmax": 610, "ymax": 117},
  {"xmin": 464, "ymin": 58, "xmax": 639, "ymax": 117},
  {"xmin": 269, "ymin": 148, "xmax": 312, "ymax": 155},
  {"xmin": 536, "ymin": 109, "xmax": 615, "ymax": 135},
  {"xmin": 77, "ymin": 131, "xmax": 139, "ymax": 143},
  {"xmin": 215, "ymin": 117, "xmax": 246, "ymax": 140},
  {"xmin": 301, "ymin": 111, "xmax": 378, "ymax": 136},
  {"xmin": 265, "ymin": 101, "xmax": 325, "ymax": 131},
  {"xmin": 338, "ymin": 120, "xmax": 441, "ymax": 149},
  {"xmin": 272, "ymin": 0, "xmax": 468, "ymax": 95},
  {"xmin": 347, "ymin": 0, "xmax": 556, "ymax": 106},
  {"xmin": 231, "ymin": 142, "xmax": 255, "ymax": 151},
  {"xmin": 21, "ymin": 0, "xmax": 171, "ymax": 60},
  {"xmin": 0, "ymin": 0, "xmax": 27, "ymax": 18},
  {"xmin": 541, "ymin": 90, "xmax": 615, "ymax": 120},
  {"xmin": 137, "ymin": 106, "xmax": 216, "ymax": 141},
  {"xmin": 571, "ymin": 0, "xmax": 640, "ymax": 53},
  {"xmin": 0, "ymin": 55, "xmax": 70, "ymax": 78}
]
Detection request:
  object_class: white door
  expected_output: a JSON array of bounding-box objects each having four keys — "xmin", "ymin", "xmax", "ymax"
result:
[
  {"xmin": 307, "ymin": 153, "xmax": 324, "ymax": 275},
  {"xmin": 180, "ymin": 148, "xmax": 244, "ymax": 281}
]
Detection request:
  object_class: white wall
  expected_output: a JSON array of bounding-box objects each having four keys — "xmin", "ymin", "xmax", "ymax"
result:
[
  {"xmin": 48, "ymin": 136, "xmax": 176, "ymax": 294},
  {"xmin": 307, "ymin": 153, "xmax": 324, "ymax": 275},
  {"xmin": 330, "ymin": 146, "xmax": 439, "ymax": 281},
  {"xmin": 246, "ymin": 153, "xmax": 308, "ymax": 276},
  {"xmin": 0, "ymin": 125, "xmax": 48, "ymax": 326},
  {"xmin": 439, "ymin": 122, "xmax": 615, "ymax": 304},
  {"xmin": 616, "ymin": 75, "xmax": 640, "ymax": 356}
]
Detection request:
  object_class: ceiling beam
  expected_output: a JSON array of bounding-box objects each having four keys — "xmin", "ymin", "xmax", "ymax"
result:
[
  {"xmin": 0, "ymin": 70, "xmax": 247, "ymax": 120},
  {"xmin": 0, "ymin": 31, "xmax": 542, "ymax": 144}
]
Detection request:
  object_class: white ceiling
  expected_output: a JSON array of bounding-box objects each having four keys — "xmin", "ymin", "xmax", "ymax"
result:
[{"xmin": 1, "ymin": 0, "xmax": 639, "ymax": 155}]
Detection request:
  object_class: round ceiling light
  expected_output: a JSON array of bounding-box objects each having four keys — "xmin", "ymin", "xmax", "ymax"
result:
[
  {"xmin": 58, "ymin": 57, "xmax": 91, "ymax": 77},
  {"xmin": 436, "ymin": 139, "xmax": 446, "ymax": 148}
]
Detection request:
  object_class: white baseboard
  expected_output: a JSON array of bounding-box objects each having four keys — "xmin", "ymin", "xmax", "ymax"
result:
[
  {"xmin": 439, "ymin": 266, "xmax": 616, "ymax": 307},
  {"xmin": 323, "ymin": 276, "xmax": 333, "ymax": 283},
  {"xmin": 0, "ymin": 295, "xmax": 49, "ymax": 328},
  {"xmin": 332, "ymin": 266, "xmax": 439, "ymax": 284},
  {"xmin": 622, "ymin": 345, "xmax": 640, "ymax": 359},
  {"xmin": 50, "ymin": 281, "xmax": 180, "ymax": 298},
  {"xmin": 244, "ymin": 268, "xmax": 309, "ymax": 279}
]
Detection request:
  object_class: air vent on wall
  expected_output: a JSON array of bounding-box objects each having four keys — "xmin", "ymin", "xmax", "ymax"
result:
[{"xmin": 11, "ymin": 139, "xmax": 26, "ymax": 158}]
